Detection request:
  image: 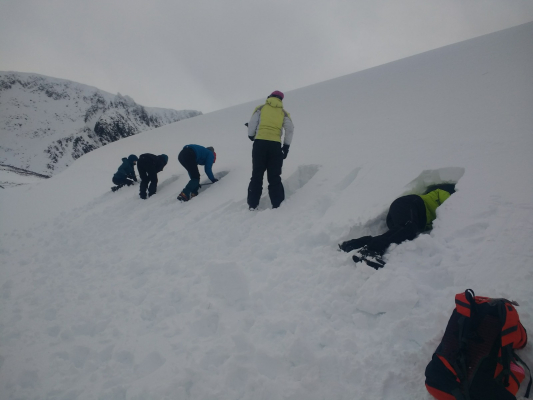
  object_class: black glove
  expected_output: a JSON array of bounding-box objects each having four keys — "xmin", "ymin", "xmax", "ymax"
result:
[
  {"xmin": 244, "ymin": 123, "xmax": 249, "ymax": 127},
  {"xmin": 249, "ymin": 136, "xmax": 255, "ymax": 141},
  {"xmin": 339, "ymin": 241, "xmax": 355, "ymax": 252},
  {"xmin": 281, "ymin": 144, "xmax": 290, "ymax": 159}
]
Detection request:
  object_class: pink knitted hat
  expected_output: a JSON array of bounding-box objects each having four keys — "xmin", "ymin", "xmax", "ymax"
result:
[{"xmin": 270, "ymin": 91, "xmax": 284, "ymax": 100}]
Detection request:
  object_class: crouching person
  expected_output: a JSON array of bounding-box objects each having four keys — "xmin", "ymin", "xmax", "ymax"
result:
[
  {"xmin": 112, "ymin": 154, "xmax": 138, "ymax": 192},
  {"xmin": 339, "ymin": 188, "xmax": 452, "ymax": 269},
  {"xmin": 137, "ymin": 153, "xmax": 168, "ymax": 199},
  {"xmin": 177, "ymin": 145, "xmax": 217, "ymax": 202}
]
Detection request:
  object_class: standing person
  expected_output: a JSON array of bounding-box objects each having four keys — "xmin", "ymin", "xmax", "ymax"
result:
[
  {"xmin": 247, "ymin": 90, "xmax": 294, "ymax": 210},
  {"xmin": 339, "ymin": 188, "xmax": 452, "ymax": 269},
  {"xmin": 177, "ymin": 145, "xmax": 217, "ymax": 202},
  {"xmin": 111, "ymin": 154, "xmax": 138, "ymax": 192},
  {"xmin": 137, "ymin": 153, "xmax": 168, "ymax": 199}
]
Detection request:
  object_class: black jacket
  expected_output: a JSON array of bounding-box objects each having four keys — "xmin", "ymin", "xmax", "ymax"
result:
[{"xmin": 138, "ymin": 154, "xmax": 167, "ymax": 173}]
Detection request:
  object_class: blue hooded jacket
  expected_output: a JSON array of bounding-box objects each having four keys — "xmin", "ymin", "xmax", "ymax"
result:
[
  {"xmin": 184, "ymin": 145, "xmax": 216, "ymax": 181},
  {"xmin": 114, "ymin": 154, "xmax": 138, "ymax": 180}
]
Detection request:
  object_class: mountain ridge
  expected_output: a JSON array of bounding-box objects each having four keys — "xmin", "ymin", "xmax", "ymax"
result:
[{"xmin": 0, "ymin": 71, "xmax": 201, "ymax": 175}]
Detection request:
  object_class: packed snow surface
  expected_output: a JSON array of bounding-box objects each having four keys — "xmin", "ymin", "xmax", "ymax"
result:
[{"xmin": 1, "ymin": 22, "xmax": 532, "ymax": 400}]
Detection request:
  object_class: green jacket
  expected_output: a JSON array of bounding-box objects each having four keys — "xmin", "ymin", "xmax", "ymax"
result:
[
  {"xmin": 419, "ymin": 189, "xmax": 451, "ymax": 229},
  {"xmin": 248, "ymin": 97, "xmax": 294, "ymax": 144}
]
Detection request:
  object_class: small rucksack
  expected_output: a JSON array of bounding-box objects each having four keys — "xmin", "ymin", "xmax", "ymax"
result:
[{"xmin": 425, "ymin": 289, "xmax": 531, "ymax": 400}]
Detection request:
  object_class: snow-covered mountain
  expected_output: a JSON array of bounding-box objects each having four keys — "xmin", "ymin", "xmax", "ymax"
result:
[
  {"xmin": 0, "ymin": 23, "xmax": 532, "ymax": 400},
  {"xmin": 0, "ymin": 72, "xmax": 201, "ymax": 175}
]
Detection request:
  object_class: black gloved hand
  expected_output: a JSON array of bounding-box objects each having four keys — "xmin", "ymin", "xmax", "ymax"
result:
[
  {"xmin": 339, "ymin": 241, "xmax": 356, "ymax": 253},
  {"xmin": 281, "ymin": 144, "xmax": 290, "ymax": 159},
  {"xmin": 249, "ymin": 136, "xmax": 255, "ymax": 141}
]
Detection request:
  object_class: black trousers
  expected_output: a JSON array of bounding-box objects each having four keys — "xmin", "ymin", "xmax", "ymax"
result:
[
  {"xmin": 386, "ymin": 195, "xmax": 426, "ymax": 230},
  {"xmin": 137, "ymin": 155, "xmax": 159, "ymax": 198},
  {"xmin": 366, "ymin": 195, "xmax": 426, "ymax": 252},
  {"xmin": 178, "ymin": 147, "xmax": 200, "ymax": 180},
  {"xmin": 247, "ymin": 140, "xmax": 284, "ymax": 209},
  {"xmin": 112, "ymin": 176, "xmax": 133, "ymax": 187}
]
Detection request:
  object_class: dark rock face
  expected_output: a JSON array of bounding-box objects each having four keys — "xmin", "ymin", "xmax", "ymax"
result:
[
  {"xmin": 94, "ymin": 112, "xmax": 138, "ymax": 144},
  {"xmin": 0, "ymin": 72, "xmax": 202, "ymax": 174}
]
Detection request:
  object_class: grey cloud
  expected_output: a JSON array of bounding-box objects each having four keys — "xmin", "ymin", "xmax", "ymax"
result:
[{"xmin": 1, "ymin": 0, "xmax": 532, "ymax": 112}]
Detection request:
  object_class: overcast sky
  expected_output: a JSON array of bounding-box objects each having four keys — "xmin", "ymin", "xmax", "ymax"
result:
[{"xmin": 1, "ymin": 0, "xmax": 533, "ymax": 113}]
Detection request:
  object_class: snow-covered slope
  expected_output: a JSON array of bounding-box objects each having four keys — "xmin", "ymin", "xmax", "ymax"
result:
[
  {"xmin": 0, "ymin": 72, "xmax": 201, "ymax": 175},
  {"xmin": 1, "ymin": 22, "xmax": 532, "ymax": 400},
  {"xmin": 0, "ymin": 164, "xmax": 50, "ymax": 188}
]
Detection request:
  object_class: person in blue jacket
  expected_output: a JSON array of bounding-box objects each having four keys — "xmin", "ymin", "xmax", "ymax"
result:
[
  {"xmin": 177, "ymin": 145, "xmax": 217, "ymax": 201},
  {"xmin": 112, "ymin": 154, "xmax": 138, "ymax": 192}
]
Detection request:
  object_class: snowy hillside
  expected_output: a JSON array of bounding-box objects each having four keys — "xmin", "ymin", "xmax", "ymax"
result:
[
  {"xmin": 0, "ymin": 72, "xmax": 202, "ymax": 175},
  {"xmin": 1, "ymin": 22, "xmax": 532, "ymax": 400},
  {"xmin": 0, "ymin": 164, "xmax": 50, "ymax": 188}
]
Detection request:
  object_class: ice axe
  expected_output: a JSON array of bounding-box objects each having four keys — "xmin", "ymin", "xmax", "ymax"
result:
[{"xmin": 198, "ymin": 181, "xmax": 217, "ymax": 188}]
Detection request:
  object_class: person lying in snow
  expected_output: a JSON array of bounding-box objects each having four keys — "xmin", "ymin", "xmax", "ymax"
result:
[
  {"xmin": 137, "ymin": 153, "xmax": 168, "ymax": 199},
  {"xmin": 339, "ymin": 188, "xmax": 453, "ymax": 269},
  {"xmin": 111, "ymin": 154, "xmax": 138, "ymax": 192},
  {"xmin": 177, "ymin": 145, "xmax": 217, "ymax": 202}
]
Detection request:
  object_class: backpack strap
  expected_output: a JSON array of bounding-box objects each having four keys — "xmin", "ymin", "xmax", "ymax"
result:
[
  {"xmin": 514, "ymin": 353, "xmax": 532, "ymax": 398},
  {"xmin": 455, "ymin": 290, "xmax": 474, "ymax": 317},
  {"xmin": 455, "ymin": 289, "xmax": 477, "ymax": 400},
  {"xmin": 451, "ymin": 388, "xmax": 467, "ymax": 400},
  {"xmin": 500, "ymin": 301, "xmax": 521, "ymax": 347}
]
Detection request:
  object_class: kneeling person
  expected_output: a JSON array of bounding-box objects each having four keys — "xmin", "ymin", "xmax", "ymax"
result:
[
  {"xmin": 177, "ymin": 145, "xmax": 217, "ymax": 201},
  {"xmin": 112, "ymin": 154, "xmax": 138, "ymax": 192},
  {"xmin": 137, "ymin": 153, "xmax": 168, "ymax": 199}
]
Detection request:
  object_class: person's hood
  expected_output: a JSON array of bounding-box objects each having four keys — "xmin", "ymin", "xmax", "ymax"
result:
[{"xmin": 265, "ymin": 97, "xmax": 283, "ymax": 108}]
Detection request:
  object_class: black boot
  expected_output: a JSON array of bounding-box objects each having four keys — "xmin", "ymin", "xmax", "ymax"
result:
[{"xmin": 339, "ymin": 236, "xmax": 372, "ymax": 252}]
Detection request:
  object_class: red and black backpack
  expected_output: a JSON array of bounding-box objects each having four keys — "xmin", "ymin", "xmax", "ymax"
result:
[{"xmin": 425, "ymin": 289, "xmax": 531, "ymax": 400}]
